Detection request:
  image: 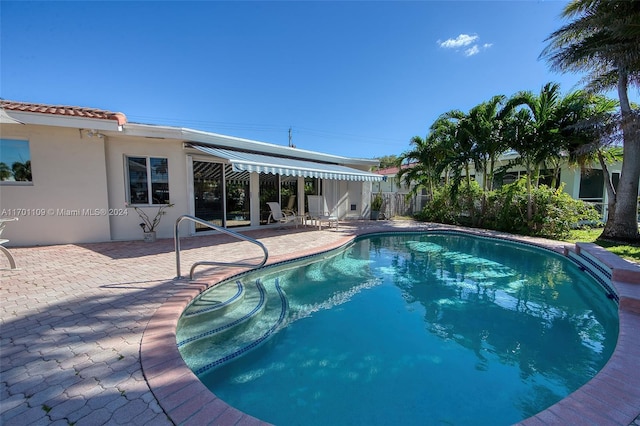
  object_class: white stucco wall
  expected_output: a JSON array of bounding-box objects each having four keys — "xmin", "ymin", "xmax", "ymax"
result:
[
  {"xmin": 560, "ymin": 165, "xmax": 582, "ymax": 198},
  {"xmin": 321, "ymin": 180, "xmax": 371, "ymax": 220},
  {"xmin": 1, "ymin": 120, "xmax": 378, "ymax": 246},
  {"xmin": 104, "ymin": 136, "xmax": 190, "ymax": 241},
  {"xmin": 346, "ymin": 180, "xmax": 364, "ymax": 219},
  {"xmin": 0, "ymin": 124, "xmax": 111, "ymax": 245}
]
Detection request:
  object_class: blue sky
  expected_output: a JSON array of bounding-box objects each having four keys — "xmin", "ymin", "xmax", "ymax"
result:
[{"xmin": 0, "ymin": 1, "xmax": 623, "ymax": 160}]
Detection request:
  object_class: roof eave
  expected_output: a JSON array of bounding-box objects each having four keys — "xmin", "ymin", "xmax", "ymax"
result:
[
  {"xmin": 122, "ymin": 123, "xmax": 379, "ymax": 168},
  {"xmin": 0, "ymin": 110, "xmax": 123, "ymax": 132},
  {"xmin": 181, "ymin": 128, "xmax": 378, "ymax": 167}
]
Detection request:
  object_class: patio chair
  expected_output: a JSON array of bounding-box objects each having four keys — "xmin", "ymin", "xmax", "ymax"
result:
[
  {"xmin": 267, "ymin": 202, "xmax": 300, "ymax": 228},
  {"xmin": 282, "ymin": 195, "xmax": 296, "ymax": 215},
  {"xmin": 307, "ymin": 195, "xmax": 338, "ymax": 230},
  {"xmin": 0, "ymin": 217, "xmax": 18, "ymax": 270}
]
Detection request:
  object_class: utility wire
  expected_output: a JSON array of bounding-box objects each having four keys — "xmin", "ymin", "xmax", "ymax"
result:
[{"xmin": 127, "ymin": 115, "xmax": 404, "ymax": 148}]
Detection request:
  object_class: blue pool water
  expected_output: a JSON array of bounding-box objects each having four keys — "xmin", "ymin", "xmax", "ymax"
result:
[{"xmin": 178, "ymin": 233, "xmax": 618, "ymax": 425}]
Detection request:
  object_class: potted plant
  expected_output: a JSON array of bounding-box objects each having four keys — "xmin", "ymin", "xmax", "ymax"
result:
[
  {"xmin": 128, "ymin": 203, "xmax": 174, "ymax": 242},
  {"xmin": 371, "ymin": 193, "xmax": 383, "ymax": 220}
]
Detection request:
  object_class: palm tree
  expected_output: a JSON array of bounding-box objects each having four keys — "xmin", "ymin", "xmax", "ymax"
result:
[
  {"xmin": 397, "ymin": 136, "xmax": 439, "ymax": 201},
  {"xmin": 565, "ymin": 94, "xmax": 622, "ymax": 228},
  {"xmin": 449, "ymin": 96, "xmax": 515, "ymax": 225},
  {"xmin": 541, "ymin": 0, "xmax": 640, "ymax": 242},
  {"xmin": 11, "ymin": 160, "xmax": 31, "ymax": 182},
  {"xmin": 464, "ymin": 95, "xmax": 513, "ymax": 192},
  {"xmin": 506, "ymin": 83, "xmax": 570, "ymax": 221},
  {"xmin": 537, "ymin": 88, "xmax": 611, "ymax": 188},
  {"xmin": 397, "ymin": 113, "xmax": 461, "ymax": 200},
  {"xmin": 437, "ymin": 109, "xmax": 475, "ymax": 193},
  {"xmin": 507, "ymin": 83, "xmax": 570, "ymax": 183},
  {"xmin": 0, "ymin": 162, "xmax": 11, "ymax": 181},
  {"xmin": 503, "ymin": 108, "xmax": 538, "ymax": 221},
  {"xmin": 506, "ymin": 83, "xmax": 610, "ymax": 221}
]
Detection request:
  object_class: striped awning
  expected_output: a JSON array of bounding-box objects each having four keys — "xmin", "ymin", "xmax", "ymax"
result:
[{"xmin": 188, "ymin": 144, "xmax": 383, "ymax": 182}]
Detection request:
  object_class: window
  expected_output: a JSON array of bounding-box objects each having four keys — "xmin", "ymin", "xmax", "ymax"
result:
[
  {"xmin": 579, "ymin": 169, "xmax": 604, "ymax": 200},
  {"xmin": 126, "ymin": 156, "xmax": 170, "ymax": 204},
  {"xmin": 0, "ymin": 139, "xmax": 32, "ymax": 183}
]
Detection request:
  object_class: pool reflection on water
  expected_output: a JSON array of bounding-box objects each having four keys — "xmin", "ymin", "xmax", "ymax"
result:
[{"xmin": 183, "ymin": 233, "xmax": 618, "ymax": 425}]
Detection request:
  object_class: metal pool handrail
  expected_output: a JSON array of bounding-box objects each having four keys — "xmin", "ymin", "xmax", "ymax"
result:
[{"xmin": 174, "ymin": 215, "xmax": 269, "ymax": 280}]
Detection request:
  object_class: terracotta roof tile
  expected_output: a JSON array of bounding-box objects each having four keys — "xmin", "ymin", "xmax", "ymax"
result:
[
  {"xmin": 375, "ymin": 162, "xmax": 417, "ymax": 175},
  {"xmin": 0, "ymin": 100, "xmax": 127, "ymax": 126}
]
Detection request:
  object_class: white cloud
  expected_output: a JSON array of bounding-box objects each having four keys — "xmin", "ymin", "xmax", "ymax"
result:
[
  {"xmin": 438, "ymin": 34, "xmax": 493, "ymax": 57},
  {"xmin": 438, "ymin": 34, "xmax": 478, "ymax": 49},
  {"xmin": 465, "ymin": 45, "xmax": 480, "ymax": 56}
]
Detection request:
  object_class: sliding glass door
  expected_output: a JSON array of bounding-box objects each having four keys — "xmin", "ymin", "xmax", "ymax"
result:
[
  {"xmin": 259, "ymin": 173, "xmax": 278, "ymax": 225},
  {"xmin": 224, "ymin": 165, "xmax": 250, "ymax": 228},
  {"xmin": 193, "ymin": 161, "xmax": 224, "ymax": 231},
  {"xmin": 193, "ymin": 161, "xmax": 251, "ymax": 229}
]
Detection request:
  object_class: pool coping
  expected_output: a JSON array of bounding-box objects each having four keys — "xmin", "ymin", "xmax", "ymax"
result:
[{"xmin": 139, "ymin": 225, "xmax": 640, "ymax": 425}]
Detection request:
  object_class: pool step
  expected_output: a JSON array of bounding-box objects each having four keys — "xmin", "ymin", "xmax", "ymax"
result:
[
  {"xmin": 564, "ymin": 245, "xmax": 617, "ymax": 301},
  {"xmin": 180, "ymin": 280, "xmax": 245, "ymax": 324},
  {"xmin": 176, "ymin": 280, "xmax": 266, "ymax": 346},
  {"xmin": 178, "ymin": 278, "xmax": 288, "ymax": 376}
]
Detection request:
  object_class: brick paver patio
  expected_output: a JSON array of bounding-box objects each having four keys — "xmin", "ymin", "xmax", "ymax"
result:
[{"xmin": 1, "ymin": 220, "xmax": 638, "ymax": 425}]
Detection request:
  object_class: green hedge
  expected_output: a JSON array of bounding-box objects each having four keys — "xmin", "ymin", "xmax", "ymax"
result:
[{"xmin": 415, "ymin": 178, "xmax": 600, "ymax": 239}]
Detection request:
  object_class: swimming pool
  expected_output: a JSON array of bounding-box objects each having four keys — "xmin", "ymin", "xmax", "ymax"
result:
[{"xmin": 177, "ymin": 232, "xmax": 618, "ymax": 425}]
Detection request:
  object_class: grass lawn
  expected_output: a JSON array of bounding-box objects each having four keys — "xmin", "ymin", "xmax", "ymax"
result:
[{"xmin": 564, "ymin": 227, "xmax": 640, "ymax": 264}]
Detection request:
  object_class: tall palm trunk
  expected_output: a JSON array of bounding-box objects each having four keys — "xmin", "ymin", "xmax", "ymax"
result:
[
  {"xmin": 464, "ymin": 163, "xmax": 476, "ymax": 225},
  {"xmin": 488, "ymin": 157, "xmax": 496, "ymax": 191},
  {"xmin": 602, "ymin": 71, "xmax": 640, "ymax": 241},
  {"xmin": 478, "ymin": 156, "xmax": 498, "ymax": 227},
  {"xmin": 551, "ymin": 162, "xmax": 561, "ymax": 189},
  {"xmin": 525, "ymin": 160, "xmax": 533, "ymax": 223},
  {"xmin": 533, "ymin": 163, "xmax": 541, "ymax": 188},
  {"xmin": 482, "ymin": 161, "xmax": 488, "ymax": 192},
  {"xmin": 598, "ymin": 150, "xmax": 617, "ymax": 234},
  {"xmin": 465, "ymin": 163, "xmax": 471, "ymax": 188}
]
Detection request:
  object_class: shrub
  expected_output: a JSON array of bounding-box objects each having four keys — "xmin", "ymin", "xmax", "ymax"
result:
[
  {"xmin": 417, "ymin": 178, "xmax": 600, "ymax": 239},
  {"xmin": 371, "ymin": 193, "xmax": 383, "ymax": 211},
  {"xmin": 416, "ymin": 187, "xmax": 457, "ymax": 224},
  {"xmin": 484, "ymin": 181, "xmax": 530, "ymax": 235},
  {"xmin": 416, "ymin": 181, "xmax": 483, "ymax": 225},
  {"xmin": 529, "ymin": 184, "xmax": 600, "ymax": 238}
]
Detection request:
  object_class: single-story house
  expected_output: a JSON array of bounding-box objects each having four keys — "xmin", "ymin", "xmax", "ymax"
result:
[{"xmin": 0, "ymin": 100, "xmax": 382, "ymax": 246}]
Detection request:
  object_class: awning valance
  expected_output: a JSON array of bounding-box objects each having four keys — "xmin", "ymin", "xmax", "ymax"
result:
[{"xmin": 188, "ymin": 144, "xmax": 383, "ymax": 182}]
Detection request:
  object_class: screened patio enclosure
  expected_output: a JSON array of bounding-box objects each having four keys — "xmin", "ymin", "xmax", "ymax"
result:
[{"xmin": 187, "ymin": 144, "xmax": 382, "ymax": 231}]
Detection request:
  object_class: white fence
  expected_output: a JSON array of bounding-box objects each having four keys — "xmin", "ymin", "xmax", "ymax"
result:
[
  {"xmin": 582, "ymin": 199, "xmax": 640, "ymax": 222},
  {"xmin": 375, "ymin": 192, "xmax": 430, "ymax": 218}
]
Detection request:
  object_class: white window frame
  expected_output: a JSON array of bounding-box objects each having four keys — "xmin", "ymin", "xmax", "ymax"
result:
[
  {"xmin": 125, "ymin": 155, "xmax": 170, "ymax": 205},
  {"xmin": 0, "ymin": 138, "xmax": 33, "ymax": 185}
]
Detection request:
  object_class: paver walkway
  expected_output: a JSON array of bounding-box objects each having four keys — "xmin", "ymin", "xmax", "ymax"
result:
[
  {"xmin": 1, "ymin": 220, "xmax": 638, "ymax": 425},
  {"xmin": 0, "ymin": 221, "xmax": 401, "ymax": 425}
]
